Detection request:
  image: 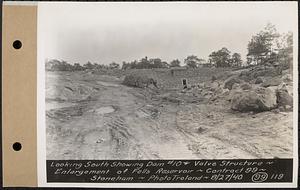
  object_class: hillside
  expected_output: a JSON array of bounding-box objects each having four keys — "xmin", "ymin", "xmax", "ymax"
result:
[{"xmin": 46, "ymin": 66, "xmax": 293, "ymax": 159}]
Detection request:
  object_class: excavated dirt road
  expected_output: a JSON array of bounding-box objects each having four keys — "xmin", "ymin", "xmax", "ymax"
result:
[{"xmin": 46, "ymin": 71, "xmax": 293, "ymax": 160}]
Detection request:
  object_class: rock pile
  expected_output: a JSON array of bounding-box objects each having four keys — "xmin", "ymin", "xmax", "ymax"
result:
[
  {"xmin": 227, "ymin": 65, "xmax": 293, "ymax": 113},
  {"xmin": 224, "ymin": 76, "xmax": 242, "ymax": 90},
  {"xmin": 123, "ymin": 74, "xmax": 158, "ymax": 88},
  {"xmin": 239, "ymin": 65, "xmax": 281, "ymax": 82}
]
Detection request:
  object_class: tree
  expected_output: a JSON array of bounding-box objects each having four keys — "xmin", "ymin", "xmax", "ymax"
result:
[
  {"xmin": 54, "ymin": 60, "xmax": 73, "ymax": 71},
  {"xmin": 120, "ymin": 57, "xmax": 171, "ymax": 69},
  {"xmin": 170, "ymin": 59, "xmax": 181, "ymax": 67},
  {"xmin": 83, "ymin": 61, "xmax": 94, "ymax": 70},
  {"xmin": 93, "ymin": 63, "xmax": 101, "ymax": 69},
  {"xmin": 247, "ymin": 23, "xmax": 280, "ymax": 65},
  {"xmin": 184, "ymin": 55, "xmax": 201, "ymax": 68},
  {"xmin": 208, "ymin": 47, "xmax": 231, "ymax": 67},
  {"xmin": 122, "ymin": 61, "xmax": 131, "ymax": 70},
  {"xmin": 134, "ymin": 57, "xmax": 150, "ymax": 69},
  {"xmin": 161, "ymin": 61, "xmax": 169, "ymax": 68},
  {"xmin": 198, "ymin": 58, "xmax": 206, "ymax": 65},
  {"xmin": 130, "ymin": 60, "xmax": 138, "ymax": 69},
  {"xmin": 74, "ymin": 63, "xmax": 84, "ymax": 71},
  {"xmin": 124, "ymin": 57, "xmax": 169, "ymax": 69},
  {"xmin": 277, "ymin": 31, "xmax": 293, "ymax": 68},
  {"xmin": 150, "ymin": 58, "xmax": 167, "ymax": 68},
  {"xmin": 109, "ymin": 62, "xmax": 120, "ymax": 69},
  {"xmin": 231, "ymin": 53, "xmax": 242, "ymax": 67}
]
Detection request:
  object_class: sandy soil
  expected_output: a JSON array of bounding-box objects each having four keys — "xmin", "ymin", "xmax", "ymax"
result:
[{"xmin": 46, "ymin": 71, "xmax": 293, "ymax": 160}]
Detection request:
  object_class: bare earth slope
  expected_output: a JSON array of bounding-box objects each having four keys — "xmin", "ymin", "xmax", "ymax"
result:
[{"xmin": 46, "ymin": 71, "xmax": 293, "ymax": 160}]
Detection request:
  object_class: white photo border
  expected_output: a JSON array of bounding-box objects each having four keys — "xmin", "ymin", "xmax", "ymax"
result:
[{"xmin": 36, "ymin": 1, "xmax": 298, "ymax": 188}]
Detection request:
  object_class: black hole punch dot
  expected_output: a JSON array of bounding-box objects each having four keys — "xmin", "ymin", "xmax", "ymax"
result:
[
  {"xmin": 12, "ymin": 142, "xmax": 22, "ymax": 151},
  {"xmin": 13, "ymin": 40, "xmax": 22, "ymax": 49}
]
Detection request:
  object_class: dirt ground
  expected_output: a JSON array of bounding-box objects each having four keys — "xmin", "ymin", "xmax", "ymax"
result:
[{"xmin": 46, "ymin": 71, "xmax": 293, "ymax": 160}]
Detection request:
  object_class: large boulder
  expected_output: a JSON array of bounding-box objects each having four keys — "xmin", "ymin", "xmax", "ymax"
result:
[
  {"xmin": 261, "ymin": 77, "xmax": 282, "ymax": 87},
  {"xmin": 254, "ymin": 77, "xmax": 264, "ymax": 84},
  {"xmin": 231, "ymin": 87, "xmax": 277, "ymax": 112},
  {"xmin": 276, "ymin": 89, "xmax": 293, "ymax": 107},
  {"xmin": 226, "ymin": 88, "xmax": 244, "ymax": 102},
  {"xmin": 224, "ymin": 76, "xmax": 242, "ymax": 90},
  {"xmin": 240, "ymin": 83, "xmax": 252, "ymax": 90},
  {"xmin": 231, "ymin": 82, "xmax": 252, "ymax": 91}
]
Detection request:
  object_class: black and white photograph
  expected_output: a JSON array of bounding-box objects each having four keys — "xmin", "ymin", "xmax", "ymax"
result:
[{"xmin": 37, "ymin": 1, "xmax": 298, "ymax": 187}]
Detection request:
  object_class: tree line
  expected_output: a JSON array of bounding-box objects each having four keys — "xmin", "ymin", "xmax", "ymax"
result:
[
  {"xmin": 46, "ymin": 52, "xmax": 242, "ymax": 71},
  {"xmin": 46, "ymin": 23, "xmax": 292, "ymax": 71}
]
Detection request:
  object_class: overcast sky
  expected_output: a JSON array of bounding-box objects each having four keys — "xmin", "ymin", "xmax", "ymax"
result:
[{"xmin": 38, "ymin": 2, "xmax": 297, "ymax": 65}]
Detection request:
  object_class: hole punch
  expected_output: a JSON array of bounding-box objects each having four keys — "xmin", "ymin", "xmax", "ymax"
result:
[
  {"xmin": 12, "ymin": 142, "xmax": 22, "ymax": 151},
  {"xmin": 13, "ymin": 40, "xmax": 22, "ymax": 49}
]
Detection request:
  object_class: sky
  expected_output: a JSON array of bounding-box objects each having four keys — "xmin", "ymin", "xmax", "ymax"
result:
[{"xmin": 38, "ymin": 2, "xmax": 297, "ymax": 65}]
